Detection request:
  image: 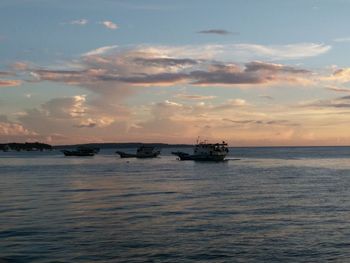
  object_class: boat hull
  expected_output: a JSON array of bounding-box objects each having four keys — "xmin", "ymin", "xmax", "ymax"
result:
[
  {"xmin": 116, "ymin": 151, "xmax": 160, "ymax": 158},
  {"xmin": 62, "ymin": 150, "xmax": 94, "ymax": 157},
  {"xmin": 172, "ymin": 151, "xmax": 226, "ymax": 161}
]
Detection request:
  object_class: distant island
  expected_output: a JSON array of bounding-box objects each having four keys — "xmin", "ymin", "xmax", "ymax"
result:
[
  {"xmin": 0, "ymin": 142, "xmax": 193, "ymax": 152},
  {"xmin": 0, "ymin": 142, "xmax": 53, "ymax": 152},
  {"xmin": 53, "ymin": 142, "xmax": 193, "ymax": 150},
  {"xmin": 2, "ymin": 142, "xmax": 350, "ymax": 152}
]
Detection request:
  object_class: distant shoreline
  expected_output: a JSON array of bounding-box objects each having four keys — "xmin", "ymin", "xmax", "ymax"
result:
[
  {"xmin": 53, "ymin": 143, "xmax": 350, "ymax": 149},
  {"xmin": 2, "ymin": 142, "xmax": 350, "ymax": 150},
  {"xmin": 52, "ymin": 142, "xmax": 194, "ymax": 149}
]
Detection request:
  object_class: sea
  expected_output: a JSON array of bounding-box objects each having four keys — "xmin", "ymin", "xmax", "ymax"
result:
[{"xmin": 1, "ymin": 146, "xmax": 350, "ymax": 262}]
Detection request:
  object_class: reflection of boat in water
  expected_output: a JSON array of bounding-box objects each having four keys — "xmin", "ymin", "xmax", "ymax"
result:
[
  {"xmin": 116, "ymin": 145, "xmax": 160, "ymax": 158},
  {"xmin": 172, "ymin": 141, "xmax": 229, "ymax": 161},
  {"xmin": 62, "ymin": 146, "xmax": 99, "ymax": 157}
]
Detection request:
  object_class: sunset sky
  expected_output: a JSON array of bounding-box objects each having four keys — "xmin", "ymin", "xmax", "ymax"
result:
[{"xmin": 2, "ymin": 0, "xmax": 350, "ymax": 146}]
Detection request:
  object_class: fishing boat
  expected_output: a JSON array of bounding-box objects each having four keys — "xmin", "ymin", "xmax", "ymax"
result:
[
  {"xmin": 172, "ymin": 141, "xmax": 229, "ymax": 161},
  {"xmin": 116, "ymin": 145, "xmax": 160, "ymax": 158},
  {"xmin": 62, "ymin": 146, "xmax": 98, "ymax": 157}
]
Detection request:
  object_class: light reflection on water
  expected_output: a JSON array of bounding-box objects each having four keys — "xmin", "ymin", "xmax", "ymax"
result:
[{"xmin": 1, "ymin": 147, "xmax": 350, "ymax": 262}]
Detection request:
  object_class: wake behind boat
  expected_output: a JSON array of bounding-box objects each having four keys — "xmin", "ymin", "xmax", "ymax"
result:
[
  {"xmin": 172, "ymin": 141, "xmax": 229, "ymax": 161},
  {"xmin": 116, "ymin": 145, "xmax": 160, "ymax": 158}
]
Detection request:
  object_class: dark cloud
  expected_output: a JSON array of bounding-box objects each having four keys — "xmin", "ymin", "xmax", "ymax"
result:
[
  {"xmin": 304, "ymin": 95, "xmax": 350, "ymax": 108},
  {"xmin": 0, "ymin": 71, "xmax": 14, "ymax": 76},
  {"xmin": 75, "ymin": 122, "xmax": 97, "ymax": 128},
  {"xmin": 326, "ymin": 86, "xmax": 350, "ymax": 93},
  {"xmin": 190, "ymin": 69, "xmax": 265, "ymax": 85},
  {"xmin": 31, "ymin": 60, "xmax": 310, "ymax": 87},
  {"xmin": 245, "ymin": 61, "xmax": 311, "ymax": 74},
  {"xmin": 222, "ymin": 119, "xmax": 255, "ymax": 124},
  {"xmin": 197, "ymin": 29, "xmax": 234, "ymax": 35},
  {"xmin": 133, "ymin": 57, "xmax": 198, "ymax": 67},
  {"xmin": 0, "ymin": 115, "xmax": 9, "ymax": 122},
  {"xmin": 222, "ymin": 118, "xmax": 299, "ymax": 127},
  {"xmin": 35, "ymin": 69, "xmax": 83, "ymax": 75},
  {"xmin": 259, "ymin": 95, "xmax": 274, "ymax": 100},
  {"xmin": 109, "ymin": 72, "xmax": 189, "ymax": 84},
  {"xmin": 333, "ymin": 69, "xmax": 344, "ymax": 76},
  {"xmin": 190, "ymin": 61, "xmax": 310, "ymax": 85}
]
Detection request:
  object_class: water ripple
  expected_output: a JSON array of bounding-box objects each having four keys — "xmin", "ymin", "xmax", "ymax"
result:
[{"xmin": 2, "ymin": 148, "xmax": 350, "ymax": 262}]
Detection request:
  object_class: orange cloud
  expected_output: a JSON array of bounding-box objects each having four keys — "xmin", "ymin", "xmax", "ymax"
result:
[{"xmin": 0, "ymin": 79, "xmax": 21, "ymax": 87}]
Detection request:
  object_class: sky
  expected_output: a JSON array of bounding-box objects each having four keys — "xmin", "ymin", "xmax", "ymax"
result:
[{"xmin": 2, "ymin": 0, "xmax": 350, "ymax": 146}]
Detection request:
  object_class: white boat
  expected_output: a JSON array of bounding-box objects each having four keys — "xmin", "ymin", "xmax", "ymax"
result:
[
  {"xmin": 172, "ymin": 141, "xmax": 229, "ymax": 161},
  {"xmin": 116, "ymin": 145, "xmax": 160, "ymax": 158}
]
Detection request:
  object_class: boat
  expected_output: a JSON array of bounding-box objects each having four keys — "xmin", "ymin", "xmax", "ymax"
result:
[
  {"xmin": 62, "ymin": 146, "xmax": 98, "ymax": 157},
  {"xmin": 172, "ymin": 141, "xmax": 229, "ymax": 161},
  {"xmin": 116, "ymin": 145, "xmax": 160, "ymax": 158}
]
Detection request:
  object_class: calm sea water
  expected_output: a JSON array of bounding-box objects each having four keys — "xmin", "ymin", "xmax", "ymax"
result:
[{"xmin": 2, "ymin": 147, "xmax": 350, "ymax": 262}]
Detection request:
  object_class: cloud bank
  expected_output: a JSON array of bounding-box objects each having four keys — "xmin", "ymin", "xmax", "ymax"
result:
[
  {"xmin": 4, "ymin": 41, "xmax": 344, "ymax": 145},
  {"xmin": 26, "ymin": 44, "xmax": 316, "ymax": 91}
]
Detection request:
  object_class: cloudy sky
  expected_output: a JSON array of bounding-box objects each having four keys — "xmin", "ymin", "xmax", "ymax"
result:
[{"xmin": 1, "ymin": 0, "xmax": 350, "ymax": 146}]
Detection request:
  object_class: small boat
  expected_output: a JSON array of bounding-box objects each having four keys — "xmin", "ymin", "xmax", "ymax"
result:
[
  {"xmin": 62, "ymin": 146, "xmax": 98, "ymax": 157},
  {"xmin": 116, "ymin": 145, "xmax": 160, "ymax": 158},
  {"xmin": 172, "ymin": 141, "xmax": 229, "ymax": 161}
]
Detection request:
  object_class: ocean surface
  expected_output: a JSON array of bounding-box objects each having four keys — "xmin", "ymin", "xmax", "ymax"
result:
[{"xmin": 2, "ymin": 146, "xmax": 350, "ymax": 262}]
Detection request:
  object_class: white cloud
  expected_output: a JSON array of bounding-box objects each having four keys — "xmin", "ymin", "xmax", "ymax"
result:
[
  {"xmin": 69, "ymin": 19, "xmax": 88, "ymax": 25},
  {"xmin": 83, "ymin": 45, "xmax": 119, "ymax": 56},
  {"xmin": 333, "ymin": 37, "xmax": 350, "ymax": 43},
  {"xmin": 231, "ymin": 43, "xmax": 331, "ymax": 60},
  {"xmin": 163, "ymin": 100, "xmax": 183, "ymax": 107},
  {"xmin": 228, "ymin": 98, "xmax": 248, "ymax": 106},
  {"xmin": 175, "ymin": 93, "xmax": 216, "ymax": 100},
  {"xmin": 17, "ymin": 95, "xmax": 128, "ymax": 137},
  {"xmin": 0, "ymin": 115, "xmax": 36, "ymax": 136},
  {"xmin": 129, "ymin": 43, "xmax": 330, "ymax": 61},
  {"xmin": 76, "ymin": 116, "xmax": 115, "ymax": 128},
  {"xmin": 35, "ymin": 95, "xmax": 87, "ymax": 119},
  {"xmin": 100, "ymin": 20, "xmax": 118, "ymax": 30}
]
